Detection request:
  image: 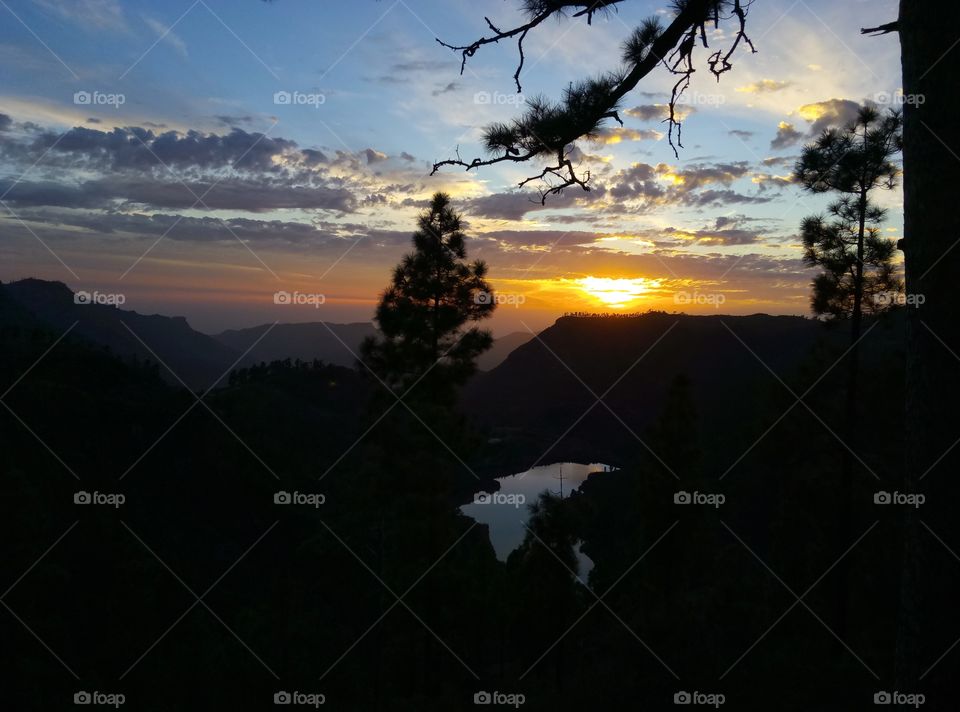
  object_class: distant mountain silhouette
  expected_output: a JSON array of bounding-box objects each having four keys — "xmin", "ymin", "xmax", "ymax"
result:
[
  {"xmin": 476, "ymin": 330, "xmax": 535, "ymax": 371},
  {"xmin": 1, "ymin": 278, "xmax": 238, "ymax": 389},
  {"xmin": 0, "ymin": 280, "xmax": 550, "ymax": 391},
  {"xmin": 463, "ymin": 312, "xmax": 891, "ymax": 471},
  {"xmin": 212, "ymin": 321, "xmax": 375, "ymax": 369}
]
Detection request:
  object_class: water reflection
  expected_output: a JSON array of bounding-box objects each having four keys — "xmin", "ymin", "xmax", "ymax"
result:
[{"xmin": 461, "ymin": 462, "xmax": 614, "ymax": 583}]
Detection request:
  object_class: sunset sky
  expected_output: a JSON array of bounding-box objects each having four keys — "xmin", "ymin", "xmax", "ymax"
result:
[{"xmin": 0, "ymin": 0, "xmax": 904, "ymax": 334}]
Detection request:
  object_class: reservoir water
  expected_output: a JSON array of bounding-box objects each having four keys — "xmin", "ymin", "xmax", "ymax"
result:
[{"xmin": 461, "ymin": 462, "xmax": 614, "ymax": 583}]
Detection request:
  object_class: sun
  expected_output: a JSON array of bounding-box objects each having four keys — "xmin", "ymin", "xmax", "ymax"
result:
[{"xmin": 577, "ymin": 276, "xmax": 661, "ymax": 309}]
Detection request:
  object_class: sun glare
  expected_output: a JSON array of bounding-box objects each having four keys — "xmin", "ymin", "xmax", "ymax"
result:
[{"xmin": 577, "ymin": 276, "xmax": 662, "ymax": 308}]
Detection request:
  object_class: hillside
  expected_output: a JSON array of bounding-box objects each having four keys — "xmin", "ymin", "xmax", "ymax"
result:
[
  {"xmin": 1, "ymin": 279, "xmax": 238, "ymax": 389},
  {"xmin": 463, "ymin": 312, "xmax": 903, "ymax": 472},
  {"xmin": 477, "ymin": 330, "xmax": 535, "ymax": 371},
  {"xmin": 211, "ymin": 321, "xmax": 375, "ymax": 369}
]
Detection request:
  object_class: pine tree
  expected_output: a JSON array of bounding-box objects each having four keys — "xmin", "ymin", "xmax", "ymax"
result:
[
  {"xmin": 793, "ymin": 105, "xmax": 902, "ymax": 636},
  {"xmin": 794, "ymin": 105, "xmax": 903, "ymax": 329},
  {"xmin": 800, "ymin": 198, "xmax": 902, "ymax": 318},
  {"xmin": 361, "ymin": 192, "xmax": 496, "ymax": 406}
]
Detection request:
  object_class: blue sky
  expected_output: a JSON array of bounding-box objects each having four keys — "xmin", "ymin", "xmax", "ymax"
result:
[{"xmin": 0, "ymin": 0, "xmax": 905, "ymax": 333}]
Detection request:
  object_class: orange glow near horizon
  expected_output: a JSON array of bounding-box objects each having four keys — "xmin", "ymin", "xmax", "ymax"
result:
[{"xmin": 576, "ymin": 276, "xmax": 663, "ymax": 308}]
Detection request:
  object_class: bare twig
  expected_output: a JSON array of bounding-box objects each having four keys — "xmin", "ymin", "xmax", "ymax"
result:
[{"xmin": 432, "ymin": 0, "xmax": 755, "ymax": 198}]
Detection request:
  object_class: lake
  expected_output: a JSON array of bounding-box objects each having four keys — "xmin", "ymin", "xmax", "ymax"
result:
[{"xmin": 460, "ymin": 462, "xmax": 614, "ymax": 583}]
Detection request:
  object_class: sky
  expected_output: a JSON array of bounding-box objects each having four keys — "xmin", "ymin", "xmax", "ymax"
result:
[{"xmin": 0, "ymin": 0, "xmax": 905, "ymax": 335}]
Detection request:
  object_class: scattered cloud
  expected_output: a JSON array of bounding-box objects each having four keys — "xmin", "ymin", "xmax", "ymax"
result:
[
  {"xmin": 771, "ymin": 121, "xmax": 803, "ymax": 150},
  {"xmin": 32, "ymin": 0, "xmax": 127, "ymax": 32},
  {"xmin": 363, "ymin": 148, "xmax": 388, "ymax": 164},
  {"xmin": 752, "ymin": 173, "xmax": 793, "ymax": 190},
  {"xmin": 431, "ymin": 82, "xmax": 458, "ymax": 97},
  {"xmin": 796, "ymin": 98, "xmax": 861, "ymax": 134},
  {"xmin": 143, "ymin": 16, "xmax": 188, "ymax": 58},
  {"xmin": 761, "ymin": 156, "xmax": 793, "ymax": 167},
  {"xmin": 589, "ymin": 127, "xmax": 663, "ymax": 145},
  {"xmin": 0, "ymin": 116, "xmax": 450, "ymax": 216},
  {"xmin": 624, "ymin": 104, "xmax": 695, "ymax": 122},
  {"xmin": 666, "ymin": 226, "xmax": 764, "ymax": 245},
  {"xmin": 736, "ymin": 79, "xmax": 792, "ymax": 94}
]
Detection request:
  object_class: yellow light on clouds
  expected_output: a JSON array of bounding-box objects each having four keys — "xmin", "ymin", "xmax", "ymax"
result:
[{"xmin": 798, "ymin": 103, "xmax": 828, "ymax": 122}]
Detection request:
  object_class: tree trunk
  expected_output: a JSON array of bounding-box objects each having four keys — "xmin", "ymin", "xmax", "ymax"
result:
[
  {"xmin": 896, "ymin": 0, "xmax": 960, "ymax": 696},
  {"xmin": 838, "ymin": 189, "xmax": 869, "ymax": 635}
]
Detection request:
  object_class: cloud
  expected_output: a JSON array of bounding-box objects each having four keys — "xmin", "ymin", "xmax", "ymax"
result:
[
  {"xmin": 0, "ymin": 176, "xmax": 358, "ymax": 212},
  {"xmin": 728, "ymin": 129, "xmax": 754, "ymax": 140},
  {"xmin": 751, "ymin": 173, "xmax": 794, "ymax": 190},
  {"xmin": 466, "ymin": 192, "xmax": 577, "ymax": 220},
  {"xmin": 683, "ymin": 189, "xmax": 772, "ymax": 207},
  {"xmin": 589, "ymin": 127, "xmax": 663, "ymax": 145},
  {"xmin": 144, "ymin": 16, "xmax": 188, "ymax": 58},
  {"xmin": 4, "ymin": 124, "xmax": 302, "ymax": 172},
  {"xmin": 567, "ymin": 145, "xmax": 611, "ymax": 166},
  {"xmin": 713, "ymin": 214, "xmax": 762, "ymax": 230},
  {"xmin": 769, "ymin": 99, "xmax": 862, "ymax": 152},
  {"xmin": 624, "ymin": 104, "xmax": 695, "ymax": 122},
  {"xmin": 761, "ymin": 156, "xmax": 793, "ymax": 167},
  {"xmin": 0, "ymin": 119, "xmax": 440, "ymax": 214},
  {"xmin": 736, "ymin": 79, "xmax": 792, "ymax": 94},
  {"xmin": 369, "ymin": 59, "xmax": 460, "ymax": 85},
  {"xmin": 392, "ymin": 60, "xmax": 451, "ymax": 73},
  {"xmin": 665, "ymin": 162, "xmax": 753, "ymax": 191},
  {"xmin": 666, "ymin": 226, "xmax": 764, "ymax": 245},
  {"xmin": 0, "ymin": 114, "xmax": 11, "ymax": 132},
  {"xmin": 478, "ymin": 229, "xmax": 601, "ymax": 249},
  {"xmin": 214, "ymin": 115, "xmax": 259, "ymax": 128},
  {"xmin": 607, "ymin": 162, "xmax": 665, "ymax": 202},
  {"xmin": 32, "ymin": 0, "xmax": 127, "ymax": 32},
  {"xmin": 770, "ymin": 121, "xmax": 803, "ymax": 149},
  {"xmin": 431, "ymin": 82, "xmax": 458, "ymax": 97},
  {"xmin": 363, "ymin": 148, "xmax": 388, "ymax": 164},
  {"xmin": 797, "ymin": 98, "xmax": 861, "ymax": 134},
  {"xmin": 603, "ymin": 161, "xmax": 763, "ymax": 208},
  {"xmin": 4, "ymin": 210, "xmax": 418, "ymax": 256}
]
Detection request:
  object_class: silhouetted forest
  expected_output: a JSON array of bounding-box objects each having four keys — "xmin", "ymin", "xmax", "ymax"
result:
[
  {"xmin": 4, "ymin": 0, "xmax": 960, "ymax": 709},
  {"xmin": 5, "ymin": 270, "xmax": 951, "ymax": 709}
]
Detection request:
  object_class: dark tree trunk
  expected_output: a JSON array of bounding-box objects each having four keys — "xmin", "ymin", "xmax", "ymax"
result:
[
  {"xmin": 838, "ymin": 189, "xmax": 869, "ymax": 635},
  {"xmin": 896, "ymin": 0, "xmax": 960, "ymax": 696}
]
